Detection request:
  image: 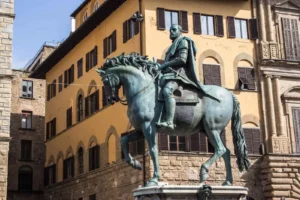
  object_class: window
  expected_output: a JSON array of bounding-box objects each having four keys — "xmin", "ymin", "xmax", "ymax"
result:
[
  {"xmin": 66, "ymin": 107, "xmax": 72, "ymax": 128},
  {"xmin": 86, "ymin": 47, "xmax": 98, "ymax": 72},
  {"xmin": 244, "ymin": 128, "xmax": 261, "ymax": 155},
  {"xmin": 21, "ymin": 140, "xmax": 32, "ymax": 161},
  {"xmin": 47, "ymin": 80, "xmax": 56, "ymax": 101},
  {"xmin": 93, "ymin": 2, "xmax": 99, "ymax": 12},
  {"xmin": 77, "ymin": 95, "xmax": 84, "ymax": 122},
  {"xmin": 63, "ymin": 156, "xmax": 74, "ymax": 180},
  {"xmin": 235, "ymin": 19, "xmax": 248, "ymax": 39},
  {"xmin": 292, "ymin": 107, "xmax": 300, "ymax": 153},
  {"xmin": 22, "ymin": 80, "xmax": 33, "ymax": 98},
  {"xmin": 103, "ymin": 31, "xmax": 116, "ymax": 58},
  {"xmin": 157, "ymin": 8, "xmax": 188, "ymax": 32},
  {"xmin": 85, "ymin": 90, "xmax": 99, "ymax": 117},
  {"xmin": 77, "ymin": 58, "xmax": 83, "ymax": 78},
  {"xmin": 83, "ymin": 12, "xmax": 88, "ymax": 21},
  {"xmin": 46, "ymin": 118, "xmax": 56, "ymax": 140},
  {"xmin": 169, "ymin": 136, "xmax": 186, "ymax": 151},
  {"xmin": 123, "ymin": 12, "xmax": 140, "ymax": 43},
  {"xmin": 203, "ymin": 64, "xmax": 221, "ymax": 86},
  {"xmin": 237, "ymin": 67, "xmax": 255, "ymax": 90},
  {"xmin": 201, "ymin": 15, "xmax": 214, "ymax": 36},
  {"xmin": 58, "ymin": 75, "xmax": 63, "ymax": 92},
  {"xmin": 282, "ymin": 18, "xmax": 300, "ymax": 61},
  {"xmin": 21, "ymin": 111, "xmax": 32, "ymax": 129},
  {"xmin": 89, "ymin": 194, "xmax": 96, "ymax": 200},
  {"xmin": 78, "ymin": 147, "xmax": 84, "ymax": 174},
  {"xmin": 64, "ymin": 65, "xmax": 74, "ymax": 88},
  {"xmin": 89, "ymin": 145, "xmax": 99, "ymax": 171},
  {"xmin": 18, "ymin": 166, "xmax": 33, "ymax": 191},
  {"xmin": 44, "ymin": 164, "xmax": 56, "ymax": 186}
]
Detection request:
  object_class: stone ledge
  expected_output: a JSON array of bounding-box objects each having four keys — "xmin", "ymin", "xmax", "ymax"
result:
[{"xmin": 0, "ymin": 13, "xmax": 15, "ymax": 18}]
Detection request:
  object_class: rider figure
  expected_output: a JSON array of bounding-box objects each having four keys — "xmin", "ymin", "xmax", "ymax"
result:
[{"xmin": 157, "ymin": 24, "xmax": 218, "ymax": 130}]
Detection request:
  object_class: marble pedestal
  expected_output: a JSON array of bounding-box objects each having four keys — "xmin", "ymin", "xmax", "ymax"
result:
[{"xmin": 133, "ymin": 185, "xmax": 248, "ymax": 200}]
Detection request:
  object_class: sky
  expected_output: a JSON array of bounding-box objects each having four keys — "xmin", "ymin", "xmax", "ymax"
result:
[{"xmin": 12, "ymin": 0, "xmax": 82, "ymax": 69}]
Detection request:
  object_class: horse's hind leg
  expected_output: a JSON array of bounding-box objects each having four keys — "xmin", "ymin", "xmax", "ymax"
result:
[
  {"xmin": 222, "ymin": 147, "xmax": 233, "ymax": 186},
  {"xmin": 200, "ymin": 129, "xmax": 226, "ymax": 184},
  {"xmin": 121, "ymin": 134, "xmax": 142, "ymax": 170}
]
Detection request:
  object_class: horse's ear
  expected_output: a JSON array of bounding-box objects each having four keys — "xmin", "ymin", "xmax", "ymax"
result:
[{"xmin": 96, "ymin": 69, "xmax": 106, "ymax": 77}]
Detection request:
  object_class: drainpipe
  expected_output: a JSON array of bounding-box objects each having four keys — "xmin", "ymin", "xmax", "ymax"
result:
[{"xmin": 139, "ymin": 0, "xmax": 143, "ymax": 56}]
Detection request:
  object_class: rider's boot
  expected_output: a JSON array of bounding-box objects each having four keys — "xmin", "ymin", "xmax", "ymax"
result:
[{"xmin": 159, "ymin": 97, "xmax": 175, "ymax": 130}]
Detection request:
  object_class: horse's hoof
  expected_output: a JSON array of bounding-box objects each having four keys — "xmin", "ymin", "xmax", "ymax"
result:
[
  {"xmin": 222, "ymin": 180, "xmax": 232, "ymax": 186},
  {"xmin": 131, "ymin": 159, "xmax": 142, "ymax": 170},
  {"xmin": 145, "ymin": 179, "xmax": 159, "ymax": 187}
]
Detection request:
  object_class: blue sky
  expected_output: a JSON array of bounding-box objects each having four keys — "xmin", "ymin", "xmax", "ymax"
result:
[{"xmin": 13, "ymin": 0, "xmax": 82, "ymax": 69}]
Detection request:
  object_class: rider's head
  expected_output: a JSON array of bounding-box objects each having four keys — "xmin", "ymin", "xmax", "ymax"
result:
[{"xmin": 169, "ymin": 25, "xmax": 182, "ymax": 41}]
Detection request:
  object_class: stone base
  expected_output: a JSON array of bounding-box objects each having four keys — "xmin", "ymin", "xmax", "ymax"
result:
[{"xmin": 133, "ymin": 185, "xmax": 248, "ymax": 200}]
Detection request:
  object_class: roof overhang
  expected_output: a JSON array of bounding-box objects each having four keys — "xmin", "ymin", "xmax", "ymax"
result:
[{"xmin": 70, "ymin": 0, "xmax": 91, "ymax": 18}]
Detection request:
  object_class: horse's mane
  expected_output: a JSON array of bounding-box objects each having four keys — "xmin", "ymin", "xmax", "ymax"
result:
[{"xmin": 100, "ymin": 53, "xmax": 158, "ymax": 77}]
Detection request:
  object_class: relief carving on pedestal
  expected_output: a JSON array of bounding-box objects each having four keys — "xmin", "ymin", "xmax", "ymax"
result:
[
  {"xmin": 262, "ymin": 44, "xmax": 270, "ymax": 59},
  {"xmin": 270, "ymin": 44, "xmax": 278, "ymax": 59}
]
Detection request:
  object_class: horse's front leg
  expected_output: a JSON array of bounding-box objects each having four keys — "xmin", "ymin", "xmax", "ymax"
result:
[
  {"xmin": 121, "ymin": 134, "xmax": 142, "ymax": 170},
  {"xmin": 143, "ymin": 122, "xmax": 160, "ymax": 187}
]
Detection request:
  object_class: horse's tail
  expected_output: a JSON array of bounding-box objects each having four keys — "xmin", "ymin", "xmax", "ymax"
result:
[{"xmin": 231, "ymin": 93, "xmax": 250, "ymax": 172}]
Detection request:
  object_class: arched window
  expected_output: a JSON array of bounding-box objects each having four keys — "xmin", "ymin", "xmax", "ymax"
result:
[
  {"xmin": 108, "ymin": 134, "xmax": 116, "ymax": 164},
  {"xmin": 77, "ymin": 94, "xmax": 83, "ymax": 122},
  {"xmin": 202, "ymin": 57, "xmax": 221, "ymax": 86},
  {"xmin": 93, "ymin": 2, "xmax": 99, "ymax": 12},
  {"xmin": 78, "ymin": 147, "xmax": 84, "ymax": 174},
  {"xmin": 18, "ymin": 166, "xmax": 33, "ymax": 191},
  {"xmin": 237, "ymin": 60, "xmax": 255, "ymax": 90},
  {"xmin": 83, "ymin": 12, "xmax": 88, "ymax": 22}
]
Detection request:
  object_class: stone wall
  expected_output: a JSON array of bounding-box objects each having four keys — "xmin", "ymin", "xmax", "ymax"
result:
[
  {"xmin": 7, "ymin": 70, "xmax": 46, "ymax": 200},
  {"xmin": 0, "ymin": 0, "xmax": 14, "ymax": 199},
  {"xmin": 44, "ymin": 156, "xmax": 148, "ymax": 200}
]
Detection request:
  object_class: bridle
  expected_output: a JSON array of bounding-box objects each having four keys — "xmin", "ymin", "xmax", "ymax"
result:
[{"xmin": 103, "ymin": 71, "xmax": 161, "ymax": 106}]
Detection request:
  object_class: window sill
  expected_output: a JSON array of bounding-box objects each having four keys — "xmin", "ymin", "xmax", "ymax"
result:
[
  {"xmin": 19, "ymin": 128, "xmax": 36, "ymax": 131},
  {"xmin": 20, "ymin": 97, "xmax": 35, "ymax": 100}
]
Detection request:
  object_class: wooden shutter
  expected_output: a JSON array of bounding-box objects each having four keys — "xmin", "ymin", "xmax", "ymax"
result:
[
  {"xmin": 70, "ymin": 107, "xmax": 72, "ymax": 126},
  {"xmin": 203, "ymin": 64, "xmax": 221, "ymax": 86},
  {"xmin": 64, "ymin": 70, "xmax": 68, "ymax": 88},
  {"xmin": 95, "ymin": 90, "xmax": 99, "ymax": 111},
  {"xmin": 63, "ymin": 159, "xmax": 67, "ymax": 180},
  {"xmin": 112, "ymin": 30, "xmax": 117, "ymax": 52},
  {"xmin": 53, "ymin": 118, "xmax": 56, "ymax": 136},
  {"xmin": 244, "ymin": 128, "xmax": 253, "ymax": 154},
  {"xmin": 249, "ymin": 19, "xmax": 258, "ymax": 40},
  {"xmin": 94, "ymin": 46, "xmax": 98, "ymax": 66},
  {"xmin": 282, "ymin": 18, "xmax": 293, "ymax": 60},
  {"xmin": 199, "ymin": 131, "xmax": 207, "ymax": 153},
  {"xmin": 103, "ymin": 37, "xmax": 108, "ymax": 58},
  {"xmin": 44, "ymin": 167, "xmax": 49, "ymax": 186},
  {"xmin": 59, "ymin": 75, "xmax": 63, "ymax": 92},
  {"xmin": 135, "ymin": 12, "xmax": 140, "ymax": 35},
  {"xmin": 157, "ymin": 8, "xmax": 165, "ymax": 30},
  {"xmin": 70, "ymin": 65, "xmax": 74, "ymax": 83},
  {"xmin": 47, "ymin": 84, "xmax": 51, "ymax": 101},
  {"xmin": 193, "ymin": 13, "xmax": 201, "ymax": 34},
  {"xmin": 46, "ymin": 122, "xmax": 50, "ymax": 140},
  {"xmin": 102, "ymin": 86, "xmax": 107, "ymax": 107},
  {"xmin": 180, "ymin": 11, "xmax": 188, "ymax": 33},
  {"xmin": 158, "ymin": 133, "xmax": 169, "ymax": 151},
  {"xmin": 246, "ymin": 68, "xmax": 255, "ymax": 90},
  {"xmin": 52, "ymin": 80, "xmax": 56, "ymax": 97},
  {"xmin": 123, "ymin": 20, "xmax": 128, "ymax": 43},
  {"xmin": 190, "ymin": 132, "xmax": 200, "ymax": 151},
  {"xmin": 215, "ymin": 15, "xmax": 224, "ymax": 37},
  {"xmin": 70, "ymin": 156, "xmax": 75, "ymax": 177},
  {"xmin": 212, "ymin": 65, "xmax": 221, "ymax": 86},
  {"xmin": 291, "ymin": 19, "xmax": 300, "ymax": 61},
  {"xmin": 52, "ymin": 164, "xmax": 56, "ymax": 183},
  {"xmin": 85, "ymin": 96, "xmax": 89, "ymax": 117},
  {"xmin": 89, "ymin": 148, "xmax": 93, "ymax": 171},
  {"xmin": 227, "ymin": 16, "xmax": 236, "ymax": 38},
  {"xmin": 86, "ymin": 53, "xmax": 90, "ymax": 72},
  {"xmin": 203, "ymin": 64, "xmax": 212, "ymax": 85},
  {"xmin": 95, "ymin": 145, "xmax": 100, "ymax": 168},
  {"xmin": 292, "ymin": 108, "xmax": 300, "ymax": 153},
  {"xmin": 252, "ymin": 129, "xmax": 260, "ymax": 154}
]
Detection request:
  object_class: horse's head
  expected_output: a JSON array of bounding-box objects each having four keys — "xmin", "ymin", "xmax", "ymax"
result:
[{"xmin": 97, "ymin": 69, "xmax": 120, "ymax": 105}]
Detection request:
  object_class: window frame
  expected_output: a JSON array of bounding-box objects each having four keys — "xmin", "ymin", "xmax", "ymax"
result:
[
  {"xmin": 200, "ymin": 14, "xmax": 215, "ymax": 36},
  {"xmin": 22, "ymin": 80, "xmax": 33, "ymax": 98},
  {"xmin": 77, "ymin": 95, "xmax": 84, "ymax": 122},
  {"xmin": 169, "ymin": 136, "xmax": 186, "ymax": 152},
  {"xmin": 77, "ymin": 58, "xmax": 83, "ymax": 78},
  {"xmin": 20, "ymin": 140, "xmax": 32, "ymax": 161},
  {"xmin": 234, "ymin": 18, "xmax": 249, "ymax": 39},
  {"xmin": 21, "ymin": 111, "xmax": 33, "ymax": 130}
]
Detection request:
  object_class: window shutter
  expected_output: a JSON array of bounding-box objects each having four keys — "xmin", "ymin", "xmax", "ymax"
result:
[
  {"xmin": 53, "ymin": 118, "xmax": 56, "ymax": 136},
  {"xmin": 46, "ymin": 122, "xmax": 50, "ymax": 140},
  {"xmin": 44, "ymin": 167, "xmax": 49, "ymax": 186},
  {"xmin": 86, "ymin": 53, "xmax": 90, "ymax": 72},
  {"xmin": 53, "ymin": 80, "xmax": 56, "ymax": 97},
  {"xmin": 59, "ymin": 75, "xmax": 63, "ymax": 92},
  {"xmin": 85, "ymin": 96, "xmax": 89, "ymax": 117},
  {"xmin": 95, "ymin": 145, "xmax": 100, "ymax": 168},
  {"xmin": 102, "ymin": 86, "xmax": 107, "ymax": 108},
  {"xmin": 70, "ymin": 107, "xmax": 73, "ymax": 126},
  {"xmin": 89, "ymin": 148, "xmax": 93, "ymax": 171},
  {"xmin": 180, "ymin": 11, "xmax": 188, "ymax": 33},
  {"xmin": 53, "ymin": 164, "xmax": 56, "ymax": 183},
  {"xmin": 193, "ymin": 13, "xmax": 201, "ymax": 34},
  {"xmin": 103, "ymin": 37, "xmax": 108, "ymax": 58},
  {"xmin": 190, "ymin": 132, "xmax": 200, "ymax": 151},
  {"xmin": 71, "ymin": 156, "xmax": 75, "ymax": 177},
  {"xmin": 112, "ymin": 30, "xmax": 117, "ymax": 52},
  {"xmin": 47, "ymin": 84, "xmax": 51, "ymax": 101},
  {"xmin": 244, "ymin": 128, "xmax": 253, "ymax": 154},
  {"xmin": 212, "ymin": 65, "xmax": 221, "ymax": 86},
  {"xmin": 203, "ymin": 64, "xmax": 211, "ymax": 85},
  {"xmin": 95, "ymin": 90, "xmax": 99, "ymax": 111},
  {"xmin": 70, "ymin": 65, "xmax": 74, "ymax": 83},
  {"xmin": 252, "ymin": 129, "xmax": 261, "ymax": 154},
  {"xmin": 291, "ymin": 19, "xmax": 300, "ymax": 61},
  {"xmin": 157, "ymin": 8, "xmax": 165, "ymax": 30},
  {"xmin": 215, "ymin": 15, "xmax": 224, "ymax": 37},
  {"xmin": 246, "ymin": 68, "xmax": 255, "ymax": 90},
  {"xmin": 227, "ymin": 16, "xmax": 236, "ymax": 38},
  {"xmin": 123, "ymin": 20, "xmax": 128, "ymax": 43},
  {"xmin": 293, "ymin": 108, "xmax": 300, "ymax": 153},
  {"xmin": 64, "ymin": 70, "xmax": 68, "ymax": 88},
  {"xmin": 199, "ymin": 131, "xmax": 207, "ymax": 153},
  {"xmin": 158, "ymin": 133, "xmax": 168, "ymax": 151},
  {"xmin": 94, "ymin": 46, "xmax": 98, "ymax": 66},
  {"xmin": 282, "ymin": 18, "xmax": 293, "ymax": 60},
  {"xmin": 220, "ymin": 130, "xmax": 226, "ymax": 147},
  {"xmin": 249, "ymin": 19, "xmax": 258, "ymax": 40},
  {"xmin": 63, "ymin": 160, "xmax": 67, "ymax": 180},
  {"xmin": 135, "ymin": 12, "xmax": 140, "ymax": 35}
]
